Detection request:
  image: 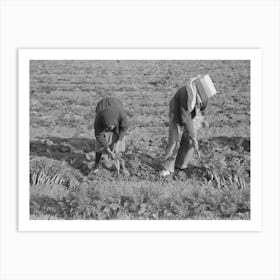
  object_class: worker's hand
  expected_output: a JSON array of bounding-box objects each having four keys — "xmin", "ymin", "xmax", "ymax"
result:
[
  {"xmin": 106, "ymin": 148, "xmax": 117, "ymax": 160},
  {"xmin": 191, "ymin": 138, "xmax": 201, "ymax": 159},
  {"xmin": 110, "ymin": 151, "xmax": 118, "ymax": 160},
  {"xmin": 192, "ymin": 138, "xmax": 199, "ymax": 150},
  {"xmin": 112, "ymin": 141, "xmax": 120, "ymax": 154}
]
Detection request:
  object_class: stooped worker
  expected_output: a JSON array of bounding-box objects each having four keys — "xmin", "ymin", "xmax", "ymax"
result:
[
  {"xmin": 159, "ymin": 74, "xmax": 217, "ymax": 177},
  {"xmin": 92, "ymin": 97, "xmax": 129, "ymax": 176}
]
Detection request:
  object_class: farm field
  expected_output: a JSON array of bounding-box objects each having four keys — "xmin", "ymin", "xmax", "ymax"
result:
[{"xmin": 29, "ymin": 60, "xmax": 250, "ymax": 220}]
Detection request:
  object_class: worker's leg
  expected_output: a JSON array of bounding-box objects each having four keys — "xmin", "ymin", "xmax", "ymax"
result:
[
  {"xmin": 94, "ymin": 152, "xmax": 102, "ymax": 167},
  {"xmin": 175, "ymin": 111, "xmax": 206, "ymax": 170},
  {"xmin": 90, "ymin": 151, "xmax": 102, "ymax": 174},
  {"xmin": 112, "ymin": 135, "xmax": 129, "ymax": 176},
  {"xmin": 92, "ymin": 132, "xmax": 112, "ymax": 174},
  {"xmin": 119, "ymin": 155, "xmax": 130, "ymax": 176},
  {"xmin": 175, "ymin": 133, "xmax": 194, "ymax": 170},
  {"xmin": 92, "ymin": 139, "xmax": 103, "ymax": 174},
  {"xmin": 160, "ymin": 122, "xmax": 183, "ymax": 173},
  {"xmin": 175, "ymin": 110, "xmax": 209, "ymax": 170}
]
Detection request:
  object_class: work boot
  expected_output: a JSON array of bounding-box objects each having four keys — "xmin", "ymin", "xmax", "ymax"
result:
[
  {"xmin": 175, "ymin": 166, "xmax": 187, "ymax": 172},
  {"xmin": 159, "ymin": 169, "xmax": 172, "ymax": 177}
]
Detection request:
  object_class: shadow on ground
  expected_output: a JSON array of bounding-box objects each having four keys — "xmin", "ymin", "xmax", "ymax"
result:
[
  {"xmin": 30, "ymin": 135, "xmax": 250, "ymax": 179},
  {"xmin": 30, "ymin": 137, "xmax": 96, "ymax": 176}
]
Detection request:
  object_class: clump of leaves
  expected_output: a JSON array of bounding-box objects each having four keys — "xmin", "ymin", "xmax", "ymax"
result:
[
  {"xmin": 30, "ymin": 175, "xmax": 250, "ymax": 220},
  {"xmin": 30, "ymin": 156, "xmax": 83, "ymax": 189}
]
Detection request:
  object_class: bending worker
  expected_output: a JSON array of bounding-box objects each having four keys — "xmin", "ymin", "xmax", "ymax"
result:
[
  {"xmin": 159, "ymin": 75, "xmax": 216, "ymax": 177},
  {"xmin": 92, "ymin": 96, "xmax": 129, "ymax": 176}
]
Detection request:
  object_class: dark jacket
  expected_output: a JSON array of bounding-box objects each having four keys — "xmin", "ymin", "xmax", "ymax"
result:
[
  {"xmin": 94, "ymin": 97, "xmax": 128, "ymax": 149},
  {"xmin": 169, "ymin": 87, "xmax": 208, "ymax": 138}
]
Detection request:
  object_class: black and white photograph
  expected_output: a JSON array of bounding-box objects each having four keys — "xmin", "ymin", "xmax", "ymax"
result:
[
  {"xmin": 26, "ymin": 53, "xmax": 253, "ymax": 222},
  {"xmin": 2, "ymin": 1, "xmax": 280, "ymax": 279}
]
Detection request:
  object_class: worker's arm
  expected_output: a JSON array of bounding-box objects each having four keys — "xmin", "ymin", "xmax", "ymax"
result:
[
  {"xmin": 177, "ymin": 86, "xmax": 198, "ymax": 141},
  {"xmin": 95, "ymin": 132, "xmax": 109, "ymax": 149},
  {"xmin": 95, "ymin": 129, "xmax": 117, "ymax": 159},
  {"xmin": 180, "ymin": 107, "xmax": 195, "ymax": 139},
  {"xmin": 181, "ymin": 108, "xmax": 200, "ymax": 156},
  {"xmin": 94, "ymin": 116, "xmax": 109, "ymax": 149},
  {"xmin": 200, "ymin": 98, "xmax": 209, "ymax": 116},
  {"xmin": 112, "ymin": 112, "xmax": 128, "ymax": 154},
  {"xmin": 117, "ymin": 112, "xmax": 128, "ymax": 141}
]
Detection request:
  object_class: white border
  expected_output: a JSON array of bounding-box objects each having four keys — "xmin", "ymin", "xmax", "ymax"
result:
[{"xmin": 18, "ymin": 49, "xmax": 262, "ymax": 232}]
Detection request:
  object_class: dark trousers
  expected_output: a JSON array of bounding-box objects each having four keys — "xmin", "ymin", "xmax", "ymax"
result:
[{"xmin": 161, "ymin": 121, "xmax": 194, "ymax": 172}]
